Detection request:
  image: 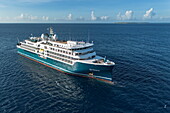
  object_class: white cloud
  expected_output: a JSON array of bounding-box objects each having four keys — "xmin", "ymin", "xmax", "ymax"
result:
[
  {"xmin": 76, "ymin": 16, "xmax": 85, "ymax": 21},
  {"xmin": 159, "ymin": 16, "xmax": 170, "ymax": 21},
  {"xmin": 91, "ymin": 11, "xmax": 109, "ymax": 21},
  {"xmin": 15, "ymin": 13, "xmax": 38, "ymax": 20},
  {"xmin": 117, "ymin": 10, "xmax": 134, "ymax": 20},
  {"xmin": 91, "ymin": 11, "xmax": 97, "ymax": 20},
  {"xmin": 144, "ymin": 8, "xmax": 156, "ymax": 19},
  {"xmin": 19, "ymin": 13, "xmax": 24, "ymax": 19},
  {"xmin": 100, "ymin": 16, "xmax": 109, "ymax": 20},
  {"xmin": 67, "ymin": 13, "xmax": 72, "ymax": 20},
  {"xmin": 14, "ymin": 13, "xmax": 49, "ymax": 21},
  {"xmin": 42, "ymin": 16, "xmax": 49, "ymax": 21},
  {"xmin": 15, "ymin": 13, "xmax": 28, "ymax": 20},
  {"xmin": 0, "ymin": 17, "xmax": 10, "ymax": 21},
  {"xmin": 117, "ymin": 12, "xmax": 122, "ymax": 20},
  {"xmin": 30, "ymin": 16, "xmax": 38, "ymax": 20},
  {"xmin": 125, "ymin": 10, "xmax": 133, "ymax": 20}
]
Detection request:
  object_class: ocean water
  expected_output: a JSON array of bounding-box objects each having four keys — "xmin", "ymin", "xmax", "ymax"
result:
[{"xmin": 0, "ymin": 23, "xmax": 170, "ymax": 113}]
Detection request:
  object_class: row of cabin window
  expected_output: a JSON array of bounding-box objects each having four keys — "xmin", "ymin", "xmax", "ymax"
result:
[
  {"xmin": 49, "ymin": 47, "xmax": 93, "ymax": 56},
  {"xmin": 54, "ymin": 44, "xmax": 67, "ymax": 48},
  {"xmin": 21, "ymin": 45, "xmax": 35, "ymax": 51},
  {"xmin": 27, "ymin": 42, "xmax": 34, "ymax": 45},
  {"xmin": 47, "ymin": 51, "xmax": 74, "ymax": 60},
  {"xmin": 47, "ymin": 50, "xmax": 95, "ymax": 60},
  {"xmin": 80, "ymin": 55, "xmax": 96, "ymax": 60},
  {"xmin": 49, "ymin": 48, "xmax": 74, "ymax": 55},
  {"xmin": 77, "ymin": 55, "xmax": 96, "ymax": 60},
  {"xmin": 49, "ymin": 46, "xmax": 92, "ymax": 52},
  {"xmin": 75, "ymin": 50, "xmax": 95, "ymax": 56},
  {"xmin": 47, "ymin": 54, "xmax": 73, "ymax": 64},
  {"xmin": 22, "ymin": 44, "xmax": 37, "ymax": 49},
  {"xmin": 70, "ymin": 46, "xmax": 91, "ymax": 51},
  {"xmin": 21, "ymin": 46, "xmax": 35, "ymax": 52}
]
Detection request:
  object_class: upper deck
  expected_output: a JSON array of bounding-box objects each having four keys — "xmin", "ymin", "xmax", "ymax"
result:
[
  {"xmin": 43, "ymin": 40, "xmax": 93, "ymax": 50},
  {"xmin": 27, "ymin": 33, "xmax": 93, "ymax": 50}
]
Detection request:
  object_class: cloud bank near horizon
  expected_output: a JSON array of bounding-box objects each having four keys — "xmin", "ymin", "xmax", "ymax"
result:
[
  {"xmin": 0, "ymin": 8, "xmax": 169, "ymax": 22},
  {"xmin": 117, "ymin": 10, "xmax": 134, "ymax": 20},
  {"xmin": 0, "ymin": 0, "xmax": 170, "ymax": 23}
]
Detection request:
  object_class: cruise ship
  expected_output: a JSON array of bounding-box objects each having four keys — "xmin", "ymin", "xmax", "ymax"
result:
[{"xmin": 17, "ymin": 28, "xmax": 115, "ymax": 83}]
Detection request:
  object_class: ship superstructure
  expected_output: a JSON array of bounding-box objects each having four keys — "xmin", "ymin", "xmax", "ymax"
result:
[{"xmin": 17, "ymin": 28, "xmax": 115, "ymax": 83}]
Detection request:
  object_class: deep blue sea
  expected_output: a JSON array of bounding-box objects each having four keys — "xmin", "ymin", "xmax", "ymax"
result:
[{"xmin": 0, "ymin": 23, "xmax": 170, "ymax": 113}]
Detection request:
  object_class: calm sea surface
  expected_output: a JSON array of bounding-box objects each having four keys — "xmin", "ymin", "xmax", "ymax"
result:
[{"xmin": 0, "ymin": 23, "xmax": 170, "ymax": 113}]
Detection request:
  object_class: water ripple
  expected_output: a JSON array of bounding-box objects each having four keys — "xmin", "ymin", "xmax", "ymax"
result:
[{"xmin": 0, "ymin": 24, "xmax": 170, "ymax": 113}]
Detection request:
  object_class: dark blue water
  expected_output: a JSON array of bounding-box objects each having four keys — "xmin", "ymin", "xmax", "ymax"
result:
[{"xmin": 0, "ymin": 23, "xmax": 170, "ymax": 113}]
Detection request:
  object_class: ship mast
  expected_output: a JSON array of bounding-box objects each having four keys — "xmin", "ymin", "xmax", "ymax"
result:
[
  {"xmin": 50, "ymin": 27, "xmax": 54, "ymax": 35},
  {"xmin": 49, "ymin": 27, "xmax": 57, "ymax": 41}
]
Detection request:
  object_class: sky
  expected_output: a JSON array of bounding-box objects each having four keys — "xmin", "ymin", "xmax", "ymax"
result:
[{"xmin": 0, "ymin": 0, "xmax": 170, "ymax": 23}]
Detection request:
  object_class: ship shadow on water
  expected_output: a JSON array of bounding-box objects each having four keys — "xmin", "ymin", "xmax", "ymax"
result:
[
  {"xmin": 17, "ymin": 55, "xmax": 87, "ymax": 112},
  {"xmin": 16, "ymin": 54, "xmax": 122, "ymax": 113}
]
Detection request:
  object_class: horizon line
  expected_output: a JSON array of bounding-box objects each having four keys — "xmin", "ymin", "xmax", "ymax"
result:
[{"xmin": 0, "ymin": 22, "xmax": 170, "ymax": 24}]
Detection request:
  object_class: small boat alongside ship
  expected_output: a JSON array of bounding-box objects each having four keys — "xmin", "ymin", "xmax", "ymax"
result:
[{"xmin": 17, "ymin": 28, "xmax": 115, "ymax": 83}]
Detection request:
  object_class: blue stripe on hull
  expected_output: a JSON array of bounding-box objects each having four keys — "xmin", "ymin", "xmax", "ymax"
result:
[{"xmin": 17, "ymin": 48, "xmax": 113, "ymax": 82}]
